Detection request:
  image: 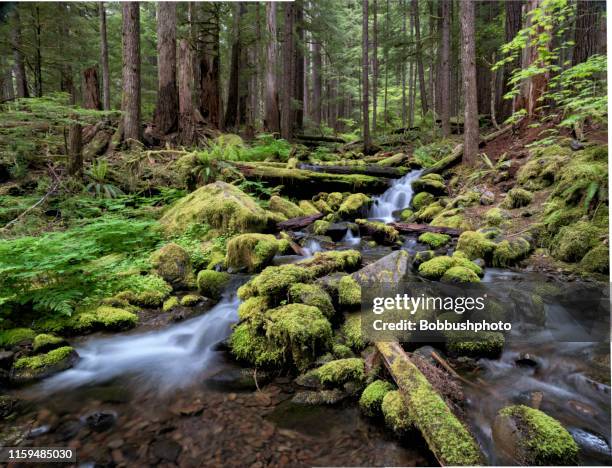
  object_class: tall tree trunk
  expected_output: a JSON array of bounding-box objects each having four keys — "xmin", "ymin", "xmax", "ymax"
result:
[
  {"xmin": 200, "ymin": 4, "xmax": 221, "ymax": 127},
  {"xmin": 382, "ymin": 0, "xmax": 389, "ymax": 132},
  {"xmin": 294, "ymin": 0, "xmax": 304, "ymax": 132},
  {"xmin": 412, "ymin": 0, "xmax": 428, "ymax": 115},
  {"xmin": 501, "ymin": 0, "xmax": 522, "ymax": 120},
  {"xmin": 99, "ymin": 2, "xmax": 111, "ymax": 110},
  {"xmin": 459, "ymin": 0, "xmax": 478, "ymax": 165},
  {"xmin": 178, "ymin": 39, "xmax": 197, "ymax": 145},
  {"xmin": 58, "ymin": 3, "xmax": 75, "ymax": 102},
  {"xmin": 153, "ymin": 2, "xmax": 178, "ymax": 135},
  {"xmin": 312, "ymin": 34, "xmax": 323, "ymax": 126},
  {"xmin": 281, "ymin": 2, "xmax": 295, "ymax": 139},
  {"xmin": 121, "ymin": 2, "xmax": 141, "ymax": 145},
  {"xmin": 572, "ymin": 0, "xmax": 605, "ymax": 65},
  {"xmin": 362, "ymin": 0, "xmax": 371, "ymax": 153},
  {"xmin": 83, "ymin": 67, "xmax": 102, "ymax": 110},
  {"xmin": 1, "ymin": 57, "xmax": 14, "ymax": 101},
  {"xmin": 372, "ymin": 0, "xmax": 378, "ymax": 132},
  {"xmin": 400, "ymin": 0, "xmax": 407, "ymax": 127},
  {"xmin": 68, "ymin": 116, "xmax": 83, "ymax": 177},
  {"xmin": 11, "ymin": 7, "xmax": 28, "ymax": 98},
  {"xmin": 264, "ymin": 3, "xmax": 280, "ymax": 134},
  {"xmin": 33, "ymin": 6, "xmax": 43, "ymax": 97},
  {"xmin": 440, "ymin": 0, "xmax": 451, "ymax": 137},
  {"xmin": 224, "ymin": 3, "xmax": 244, "ymax": 130}
]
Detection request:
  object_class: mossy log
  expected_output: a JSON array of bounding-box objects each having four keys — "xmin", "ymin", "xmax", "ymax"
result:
[
  {"xmin": 376, "ymin": 341, "xmax": 483, "ymax": 466},
  {"xmin": 277, "ymin": 213, "xmax": 324, "ymax": 231},
  {"xmin": 295, "ymin": 134, "xmax": 346, "ymax": 143},
  {"xmin": 298, "ymin": 163, "xmax": 407, "ymax": 178},
  {"xmin": 422, "ymin": 125, "xmax": 512, "ymax": 175},
  {"xmin": 230, "ymin": 162, "xmax": 390, "ymax": 196},
  {"xmin": 389, "ymin": 222, "xmax": 463, "ymax": 237}
]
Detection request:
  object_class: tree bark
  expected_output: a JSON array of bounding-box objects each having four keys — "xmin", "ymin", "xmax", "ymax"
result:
[
  {"xmin": 83, "ymin": 67, "xmax": 102, "ymax": 110},
  {"xmin": 439, "ymin": 0, "xmax": 451, "ymax": 137},
  {"xmin": 400, "ymin": 0, "xmax": 407, "ymax": 127},
  {"xmin": 294, "ymin": 0, "xmax": 304, "ymax": 132},
  {"xmin": 501, "ymin": 0, "xmax": 522, "ymax": 121},
  {"xmin": 362, "ymin": 0, "xmax": 372, "ymax": 153},
  {"xmin": 572, "ymin": 0, "xmax": 605, "ymax": 65},
  {"xmin": 178, "ymin": 39, "xmax": 196, "ymax": 145},
  {"xmin": 372, "ymin": 0, "xmax": 378, "ymax": 132},
  {"xmin": 223, "ymin": 3, "xmax": 244, "ymax": 130},
  {"xmin": 68, "ymin": 116, "xmax": 83, "ymax": 177},
  {"xmin": 33, "ymin": 6, "xmax": 43, "ymax": 97},
  {"xmin": 58, "ymin": 3, "xmax": 75, "ymax": 102},
  {"xmin": 312, "ymin": 32, "xmax": 323, "ymax": 127},
  {"xmin": 412, "ymin": 0, "xmax": 428, "ymax": 115},
  {"xmin": 99, "ymin": 2, "xmax": 111, "ymax": 110},
  {"xmin": 11, "ymin": 7, "xmax": 28, "ymax": 98},
  {"xmin": 121, "ymin": 2, "xmax": 141, "ymax": 145},
  {"xmin": 153, "ymin": 2, "xmax": 178, "ymax": 135},
  {"xmin": 264, "ymin": 2, "xmax": 280, "ymax": 134},
  {"xmin": 459, "ymin": 0, "xmax": 479, "ymax": 165},
  {"xmin": 280, "ymin": 2, "xmax": 295, "ymax": 139},
  {"xmin": 200, "ymin": 4, "xmax": 221, "ymax": 127}
]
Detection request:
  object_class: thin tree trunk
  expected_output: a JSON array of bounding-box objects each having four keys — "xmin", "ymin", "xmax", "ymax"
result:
[
  {"xmin": 223, "ymin": 3, "xmax": 243, "ymax": 130},
  {"xmin": 459, "ymin": 0, "xmax": 478, "ymax": 165},
  {"xmin": 58, "ymin": 3, "xmax": 75, "ymax": 102},
  {"xmin": 294, "ymin": 0, "xmax": 304, "ymax": 132},
  {"xmin": 11, "ymin": 7, "xmax": 28, "ymax": 98},
  {"xmin": 153, "ymin": 2, "xmax": 178, "ymax": 135},
  {"xmin": 121, "ymin": 2, "xmax": 141, "ymax": 145},
  {"xmin": 362, "ymin": 0, "xmax": 371, "ymax": 152},
  {"xmin": 312, "ymin": 32, "xmax": 323, "ymax": 126},
  {"xmin": 440, "ymin": 0, "xmax": 451, "ymax": 137},
  {"xmin": 83, "ymin": 67, "xmax": 102, "ymax": 110},
  {"xmin": 372, "ymin": 0, "xmax": 378, "ymax": 132},
  {"xmin": 383, "ymin": 0, "xmax": 389, "ymax": 132},
  {"xmin": 501, "ymin": 0, "xmax": 522, "ymax": 121},
  {"xmin": 281, "ymin": 2, "xmax": 295, "ymax": 139},
  {"xmin": 68, "ymin": 116, "xmax": 83, "ymax": 177},
  {"xmin": 99, "ymin": 2, "xmax": 111, "ymax": 110},
  {"xmin": 264, "ymin": 2, "xmax": 280, "ymax": 134},
  {"xmin": 412, "ymin": 0, "xmax": 428, "ymax": 115},
  {"xmin": 33, "ymin": 6, "xmax": 43, "ymax": 97}
]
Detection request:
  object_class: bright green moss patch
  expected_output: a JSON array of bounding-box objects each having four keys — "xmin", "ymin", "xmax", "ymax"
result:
[
  {"xmin": 484, "ymin": 207, "xmax": 507, "ymax": 226},
  {"xmin": 162, "ymin": 296, "xmax": 179, "ymax": 312},
  {"xmin": 418, "ymin": 256, "xmax": 455, "ymax": 279},
  {"xmin": 337, "ymin": 193, "xmax": 372, "ymax": 218},
  {"xmin": 493, "ymin": 238, "xmax": 531, "ymax": 267},
  {"xmin": 299, "ymin": 200, "xmax": 320, "ymax": 216},
  {"xmin": 418, "ymin": 252, "xmax": 483, "ymax": 280},
  {"xmin": 14, "ymin": 346, "xmax": 75, "ymax": 370},
  {"xmin": 229, "ymin": 322, "xmax": 284, "ymax": 367},
  {"xmin": 197, "ymin": 270, "xmax": 230, "ymax": 300},
  {"xmin": 91, "ymin": 306, "xmax": 138, "ymax": 330},
  {"xmin": 418, "ymin": 232, "xmax": 450, "ymax": 249},
  {"xmin": 360, "ymin": 380, "xmax": 395, "ymax": 417},
  {"xmin": 312, "ymin": 220, "xmax": 330, "ymax": 235},
  {"xmin": 355, "ymin": 219, "xmax": 399, "ymax": 245},
  {"xmin": 180, "ymin": 294, "xmax": 202, "ymax": 306},
  {"xmin": 288, "ymin": 283, "xmax": 335, "ymax": 318},
  {"xmin": 412, "ymin": 174, "xmax": 447, "ymax": 195},
  {"xmin": 298, "ymin": 250, "xmax": 362, "ymax": 277},
  {"xmin": 0, "ymin": 328, "xmax": 36, "ymax": 348},
  {"xmin": 503, "ymin": 188, "xmax": 533, "ymax": 209},
  {"xmin": 579, "ymin": 245, "xmax": 609, "ymax": 273},
  {"xmin": 269, "ymin": 195, "xmax": 304, "ymax": 219},
  {"xmin": 326, "ymin": 192, "xmax": 344, "ymax": 210},
  {"xmin": 332, "ymin": 343, "xmax": 353, "ymax": 358},
  {"xmin": 416, "ymin": 202, "xmax": 444, "ymax": 222},
  {"xmin": 382, "ymin": 390, "xmax": 413, "ymax": 434},
  {"xmin": 411, "ymin": 192, "xmax": 435, "ymax": 210},
  {"xmin": 241, "ymin": 264, "xmax": 312, "ymax": 299},
  {"xmin": 496, "ymin": 405, "xmax": 579, "ymax": 465},
  {"xmin": 32, "ymin": 334, "xmax": 65, "ymax": 353},
  {"xmin": 342, "ymin": 314, "xmax": 366, "ymax": 351},
  {"xmin": 400, "ymin": 209, "xmax": 414, "ymax": 221},
  {"xmin": 338, "ymin": 275, "xmax": 361, "ymax": 308},
  {"xmin": 225, "ymin": 233, "xmax": 280, "ymax": 273},
  {"xmin": 315, "ymin": 358, "xmax": 365, "ymax": 387},
  {"xmin": 430, "ymin": 208, "xmax": 469, "ymax": 230},
  {"xmin": 149, "ymin": 243, "xmax": 194, "ymax": 288},
  {"xmin": 115, "ymin": 274, "xmax": 173, "ymax": 307},
  {"xmin": 446, "ymin": 331, "xmax": 504, "ymax": 358},
  {"xmin": 553, "ymin": 221, "xmax": 601, "ymax": 262},
  {"xmin": 456, "ymin": 231, "xmax": 497, "ymax": 260},
  {"xmin": 441, "ymin": 266, "xmax": 480, "ymax": 283}
]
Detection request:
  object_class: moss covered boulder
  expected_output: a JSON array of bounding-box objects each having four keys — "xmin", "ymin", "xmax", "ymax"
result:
[
  {"xmin": 492, "ymin": 405, "xmax": 579, "ymax": 465},
  {"xmin": 355, "ymin": 219, "xmax": 399, "ymax": 245},
  {"xmin": 0, "ymin": 328, "xmax": 36, "ymax": 349},
  {"xmin": 493, "ymin": 237, "xmax": 532, "ymax": 267},
  {"xmin": 411, "ymin": 192, "xmax": 435, "ymax": 210},
  {"xmin": 419, "ymin": 252, "xmax": 482, "ymax": 280},
  {"xmin": 353, "ymin": 250, "xmax": 411, "ymax": 285},
  {"xmin": 162, "ymin": 296, "xmax": 180, "ymax": 312},
  {"xmin": 299, "ymin": 200, "xmax": 320, "ymax": 216},
  {"xmin": 337, "ymin": 193, "xmax": 372, "ymax": 219},
  {"xmin": 197, "ymin": 270, "xmax": 230, "ymax": 300},
  {"xmin": 382, "ymin": 390, "xmax": 413, "ymax": 434},
  {"xmin": 412, "ymin": 173, "xmax": 447, "ymax": 195},
  {"xmin": 553, "ymin": 221, "xmax": 602, "ymax": 262},
  {"xmin": 418, "ymin": 232, "xmax": 450, "ymax": 249},
  {"xmin": 150, "ymin": 243, "xmax": 194, "ymax": 289},
  {"xmin": 342, "ymin": 314, "xmax": 366, "ymax": 351},
  {"xmin": 288, "ymin": 283, "xmax": 335, "ymax": 318},
  {"xmin": 441, "ymin": 266, "xmax": 480, "ymax": 283},
  {"xmin": 315, "ymin": 358, "xmax": 365, "ymax": 387},
  {"xmin": 11, "ymin": 346, "xmax": 78, "ymax": 384},
  {"xmin": 269, "ymin": 195, "xmax": 304, "ymax": 219},
  {"xmin": 579, "ymin": 245, "xmax": 609, "ymax": 273},
  {"xmin": 32, "ymin": 334, "xmax": 67, "ymax": 353},
  {"xmin": 225, "ymin": 234, "xmax": 281, "ymax": 273},
  {"xmin": 430, "ymin": 208, "xmax": 469, "ymax": 230},
  {"xmin": 338, "ymin": 275, "xmax": 362, "ymax": 309},
  {"xmin": 416, "ymin": 202, "xmax": 444, "ymax": 222},
  {"xmin": 159, "ymin": 181, "xmax": 275, "ymax": 235},
  {"xmin": 360, "ymin": 379, "xmax": 395, "ymax": 417},
  {"xmin": 502, "ymin": 188, "xmax": 533, "ymax": 209},
  {"xmin": 115, "ymin": 274, "xmax": 172, "ymax": 307},
  {"xmin": 456, "ymin": 231, "xmax": 497, "ymax": 261}
]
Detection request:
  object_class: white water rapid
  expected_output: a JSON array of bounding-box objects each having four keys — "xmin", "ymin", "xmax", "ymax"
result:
[{"xmin": 369, "ymin": 169, "xmax": 423, "ymax": 223}]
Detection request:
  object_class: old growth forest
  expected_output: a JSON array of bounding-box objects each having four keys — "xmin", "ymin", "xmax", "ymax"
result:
[{"xmin": 0, "ymin": 0, "xmax": 609, "ymax": 466}]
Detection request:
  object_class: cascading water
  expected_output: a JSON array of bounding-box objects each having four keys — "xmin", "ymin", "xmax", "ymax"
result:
[
  {"xmin": 36, "ymin": 283, "xmax": 244, "ymax": 394},
  {"xmin": 341, "ymin": 229, "xmax": 360, "ymax": 246},
  {"xmin": 369, "ymin": 169, "xmax": 423, "ymax": 223},
  {"xmin": 302, "ymin": 238, "xmax": 323, "ymax": 257}
]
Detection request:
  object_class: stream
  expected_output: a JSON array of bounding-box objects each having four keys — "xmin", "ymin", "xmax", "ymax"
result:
[{"xmin": 3, "ymin": 169, "xmax": 610, "ymax": 466}]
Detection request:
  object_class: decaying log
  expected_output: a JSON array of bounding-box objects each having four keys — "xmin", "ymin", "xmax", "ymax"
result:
[
  {"xmin": 298, "ymin": 163, "xmax": 407, "ymax": 178},
  {"xmin": 277, "ymin": 213, "xmax": 323, "ymax": 231},
  {"xmin": 389, "ymin": 222, "xmax": 462, "ymax": 237},
  {"xmin": 376, "ymin": 341, "xmax": 483, "ymax": 466},
  {"xmin": 294, "ymin": 134, "xmax": 346, "ymax": 143}
]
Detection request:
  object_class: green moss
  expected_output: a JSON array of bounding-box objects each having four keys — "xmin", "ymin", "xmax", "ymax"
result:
[
  {"xmin": 579, "ymin": 245, "xmax": 609, "ymax": 273},
  {"xmin": 503, "ymin": 188, "xmax": 533, "ymax": 209},
  {"xmin": 493, "ymin": 238, "xmax": 531, "ymax": 267},
  {"xmin": 237, "ymin": 296, "xmax": 269, "ymax": 324},
  {"xmin": 418, "ymin": 256, "xmax": 455, "ymax": 279},
  {"xmin": 484, "ymin": 207, "xmax": 507, "ymax": 226},
  {"xmin": 288, "ymin": 283, "xmax": 335, "ymax": 318},
  {"xmin": 315, "ymin": 358, "xmax": 365, "ymax": 387},
  {"xmin": 360, "ymin": 380, "xmax": 395, "ymax": 417},
  {"xmin": 242, "ymin": 264, "xmax": 312, "ymax": 299},
  {"xmin": 553, "ymin": 221, "xmax": 601, "ymax": 262},
  {"xmin": 418, "ymin": 252, "xmax": 482, "ymax": 280},
  {"xmin": 225, "ymin": 233, "xmax": 280, "ymax": 273},
  {"xmin": 229, "ymin": 322, "xmax": 284, "ymax": 367},
  {"xmin": 313, "ymin": 198, "xmax": 333, "ymax": 214},
  {"xmin": 332, "ymin": 343, "xmax": 354, "ymax": 358},
  {"xmin": 416, "ymin": 202, "xmax": 444, "ymax": 222},
  {"xmin": 411, "ymin": 192, "xmax": 435, "ymax": 210},
  {"xmin": 451, "ymin": 251, "xmax": 483, "ymax": 276},
  {"xmin": 412, "ymin": 174, "xmax": 447, "ymax": 195},
  {"xmin": 162, "ymin": 296, "xmax": 179, "ymax": 312},
  {"xmin": 382, "ymin": 390, "xmax": 413, "ymax": 433},
  {"xmin": 326, "ymin": 192, "xmax": 344, "ymax": 210},
  {"xmin": 337, "ymin": 276, "xmax": 361, "ymax": 309},
  {"xmin": 14, "ymin": 346, "xmax": 75, "ymax": 370},
  {"xmin": 446, "ymin": 331, "xmax": 504, "ymax": 358},
  {"xmin": 342, "ymin": 314, "xmax": 366, "ymax": 351},
  {"xmin": 269, "ymin": 195, "xmax": 304, "ymax": 219},
  {"xmin": 115, "ymin": 274, "xmax": 173, "ymax": 307},
  {"xmin": 497, "ymin": 405, "xmax": 579, "ymax": 465},
  {"xmin": 159, "ymin": 181, "xmax": 274, "ymax": 235},
  {"xmin": 149, "ymin": 243, "xmax": 194, "ymax": 288},
  {"xmin": 197, "ymin": 270, "xmax": 230, "ymax": 300},
  {"xmin": 414, "ymin": 250, "xmax": 435, "ymax": 266},
  {"xmin": 298, "ymin": 250, "xmax": 362, "ymax": 276},
  {"xmin": 418, "ymin": 232, "xmax": 450, "ymax": 249},
  {"xmin": 337, "ymin": 193, "xmax": 371, "ymax": 218},
  {"xmin": 92, "ymin": 306, "xmax": 138, "ymax": 330},
  {"xmin": 299, "ymin": 200, "xmax": 320, "ymax": 216},
  {"xmin": 400, "ymin": 209, "xmax": 414, "ymax": 221},
  {"xmin": 32, "ymin": 334, "xmax": 65, "ymax": 353},
  {"xmin": 430, "ymin": 208, "xmax": 469, "ymax": 230},
  {"xmin": 441, "ymin": 266, "xmax": 480, "ymax": 283},
  {"xmin": 456, "ymin": 231, "xmax": 497, "ymax": 260},
  {"xmin": 312, "ymin": 220, "xmax": 330, "ymax": 235},
  {"xmin": 0, "ymin": 328, "xmax": 36, "ymax": 348},
  {"xmin": 378, "ymin": 153, "xmax": 406, "ymax": 167},
  {"xmin": 180, "ymin": 294, "xmax": 202, "ymax": 306},
  {"xmin": 355, "ymin": 219, "xmax": 399, "ymax": 245}
]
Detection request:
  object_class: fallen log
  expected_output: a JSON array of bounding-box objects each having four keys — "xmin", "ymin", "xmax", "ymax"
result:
[
  {"xmin": 421, "ymin": 125, "xmax": 512, "ymax": 176},
  {"xmin": 295, "ymin": 134, "xmax": 346, "ymax": 143},
  {"xmin": 298, "ymin": 163, "xmax": 407, "ymax": 178},
  {"xmin": 277, "ymin": 213, "xmax": 323, "ymax": 231},
  {"xmin": 230, "ymin": 162, "xmax": 391, "ymax": 197},
  {"xmin": 376, "ymin": 341, "xmax": 483, "ymax": 466},
  {"xmin": 389, "ymin": 222, "xmax": 462, "ymax": 237}
]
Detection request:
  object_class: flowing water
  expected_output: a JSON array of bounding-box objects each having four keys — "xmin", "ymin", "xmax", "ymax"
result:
[
  {"xmin": 369, "ymin": 169, "xmax": 423, "ymax": 222},
  {"xmin": 341, "ymin": 228, "xmax": 361, "ymax": 246}
]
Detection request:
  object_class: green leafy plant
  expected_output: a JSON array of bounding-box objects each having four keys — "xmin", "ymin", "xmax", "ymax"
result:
[{"xmin": 85, "ymin": 160, "xmax": 124, "ymax": 198}]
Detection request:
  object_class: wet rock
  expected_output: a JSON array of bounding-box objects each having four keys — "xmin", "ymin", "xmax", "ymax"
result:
[
  {"xmin": 352, "ymin": 250, "xmax": 411, "ymax": 285},
  {"xmin": 569, "ymin": 427, "xmax": 610, "ymax": 458},
  {"xmin": 206, "ymin": 367, "xmax": 272, "ymax": 391},
  {"xmin": 325, "ymin": 223, "xmax": 350, "ymax": 242},
  {"xmin": 0, "ymin": 351, "xmax": 14, "ymax": 370},
  {"xmin": 480, "ymin": 191, "xmax": 495, "ymax": 205},
  {"xmin": 150, "ymin": 437, "xmax": 182, "ymax": 463},
  {"xmin": 515, "ymin": 353, "xmax": 539, "ymax": 368},
  {"xmin": 26, "ymin": 425, "xmax": 50, "ymax": 438},
  {"xmin": 83, "ymin": 410, "xmax": 117, "ymax": 433},
  {"xmin": 291, "ymin": 389, "xmax": 346, "ymax": 405},
  {"xmin": 10, "ymin": 347, "xmax": 79, "ymax": 384}
]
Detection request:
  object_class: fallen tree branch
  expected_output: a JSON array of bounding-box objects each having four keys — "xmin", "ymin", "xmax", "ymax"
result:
[{"xmin": 277, "ymin": 213, "xmax": 323, "ymax": 231}]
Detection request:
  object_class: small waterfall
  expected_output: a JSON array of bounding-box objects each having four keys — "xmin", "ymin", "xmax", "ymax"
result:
[
  {"xmin": 369, "ymin": 169, "xmax": 423, "ymax": 223},
  {"xmin": 341, "ymin": 229, "xmax": 360, "ymax": 246},
  {"xmin": 303, "ymin": 238, "xmax": 323, "ymax": 257}
]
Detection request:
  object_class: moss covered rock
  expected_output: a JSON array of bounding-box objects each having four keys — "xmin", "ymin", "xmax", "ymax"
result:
[
  {"xmin": 32, "ymin": 334, "xmax": 66, "ymax": 353},
  {"xmin": 411, "ymin": 192, "xmax": 435, "ymax": 210},
  {"xmin": 159, "ymin": 181, "xmax": 274, "ymax": 235},
  {"xmin": 382, "ymin": 390, "xmax": 413, "ymax": 434},
  {"xmin": 441, "ymin": 266, "xmax": 480, "ymax": 283},
  {"xmin": 360, "ymin": 379, "xmax": 395, "ymax": 417},
  {"xmin": 412, "ymin": 173, "xmax": 447, "ymax": 195},
  {"xmin": 315, "ymin": 358, "xmax": 365, "ymax": 387},
  {"xmin": 446, "ymin": 331, "xmax": 504, "ymax": 357},
  {"xmin": 288, "ymin": 283, "xmax": 335, "ymax": 318},
  {"xmin": 269, "ymin": 195, "xmax": 304, "ymax": 219},
  {"xmin": 416, "ymin": 202, "xmax": 444, "ymax": 222},
  {"xmin": 418, "ymin": 232, "xmax": 450, "ymax": 249},
  {"xmin": 12, "ymin": 346, "xmax": 78, "ymax": 383},
  {"xmin": 503, "ymin": 188, "xmax": 533, "ymax": 209},
  {"xmin": 115, "ymin": 274, "xmax": 173, "ymax": 307},
  {"xmin": 414, "ymin": 250, "xmax": 435, "ymax": 266},
  {"xmin": 342, "ymin": 314, "xmax": 366, "ymax": 351},
  {"xmin": 430, "ymin": 208, "xmax": 469, "ymax": 230},
  {"xmin": 337, "ymin": 193, "xmax": 371, "ymax": 219},
  {"xmin": 326, "ymin": 192, "xmax": 345, "ymax": 210},
  {"xmin": 418, "ymin": 253, "xmax": 482, "ymax": 280},
  {"xmin": 313, "ymin": 198, "xmax": 333, "ymax": 214},
  {"xmin": 197, "ymin": 270, "xmax": 230, "ymax": 300},
  {"xmin": 150, "ymin": 243, "xmax": 194, "ymax": 289},
  {"xmin": 493, "ymin": 238, "xmax": 532, "ymax": 267},
  {"xmin": 400, "ymin": 209, "xmax": 414, "ymax": 221},
  {"xmin": 312, "ymin": 220, "xmax": 331, "ymax": 235},
  {"xmin": 493, "ymin": 405, "xmax": 579, "ymax": 465},
  {"xmin": 299, "ymin": 200, "xmax": 320, "ymax": 216},
  {"xmin": 338, "ymin": 275, "xmax": 362, "ymax": 309},
  {"xmin": 579, "ymin": 245, "xmax": 609, "ymax": 273},
  {"xmin": 225, "ymin": 233, "xmax": 281, "ymax": 273},
  {"xmin": 180, "ymin": 294, "xmax": 202, "ymax": 306},
  {"xmin": 456, "ymin": 230, "xmax": 497, "ymax": 261},
  {"xmin": 162, "ymin": 296, "xmax": 180, "ymax": 312},
  {"xmin": 355, "ymin": 219, "xmax": 399, "ymax": 245},
  {"xmin": 229, "ymin": 322, "xmax": 283, "ymax": 367},
  {"xmin": 553, "ymin": 221, "xmax": 601, "ymax": 262},
  {"xmin": 0, "ymin": 328, "xmax": 36, "ymax": 349},
  {"xmin": 485, "ymin": 207, "xmax": 508, "ymax": 226}
]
